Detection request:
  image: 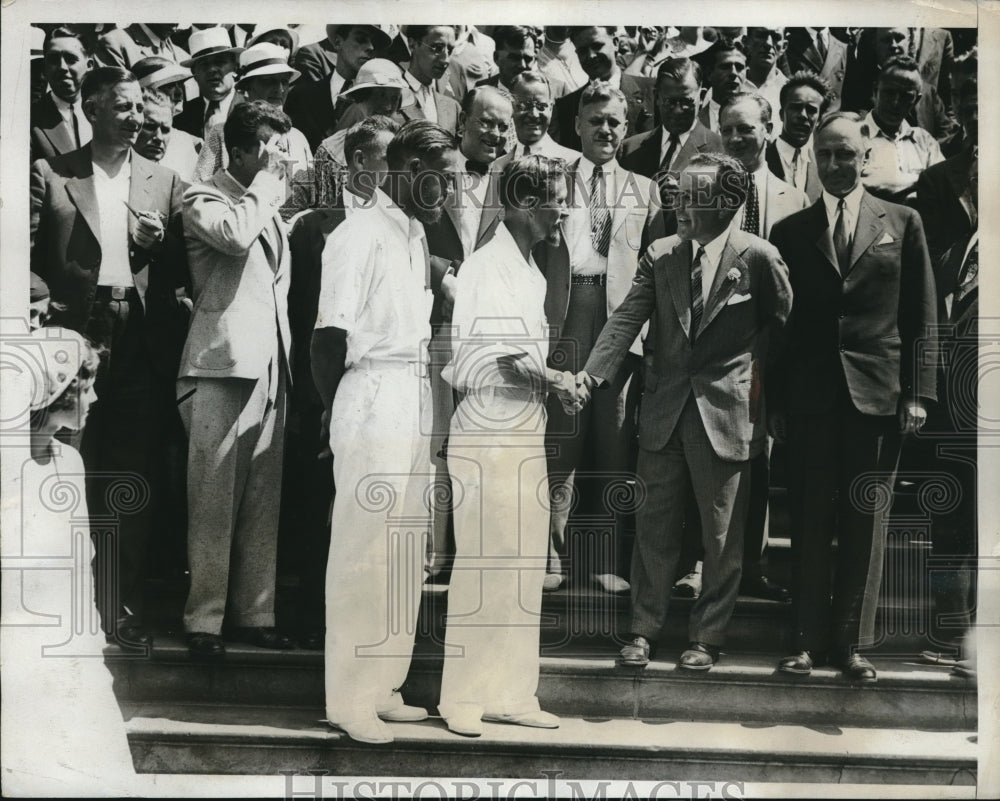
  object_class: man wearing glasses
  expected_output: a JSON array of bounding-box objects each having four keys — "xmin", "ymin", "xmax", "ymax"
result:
[
  {"xmin": 506, "ymin": 71, "xmax": 580, "ymax": 161},
  {"xmin": 745, "ymin": 27, "xmax": 788, "ymax": 138},
  {"xmin": 401, "ymin": 26, "xmax": 461, "ymax": 135}
]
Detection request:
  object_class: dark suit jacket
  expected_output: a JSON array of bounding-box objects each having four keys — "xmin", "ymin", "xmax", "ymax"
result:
[
  {"xmin": 288, "ymin": 205, "xmax": 347, "ymax": 403},
  {"xmin": 783, "ymin": 28, "xmax": 848, "ymax": 112},
  {"xmin": 292, "ymin": 40, "xmax": 338, "ymax": 83},
  {"xmin": 399, "ymin": 91, "xmax": 462, "ymax": 135},
  {"xmin": 423, "ymin": 205, "xmax": 467, "ymax": 328},
  {"xmin": 552, "ymin": 73, "xmax": 655, "ymax": 151},
  {"xmin": 30, "ymin": 94, "xmax": 79, "ymax": 163},
  {"xmin": 30, "ymin": 145, "xmax": 189, "ymax": 374},
  {"xmin": 584, "ymin": 228, "xmax": 792, "ymax": 461},
  {"xmin": 765, "ymin": 139, "xmax": 823, "ymax": 203},
  {"xmin": 173, "ymin": 97, "xmax": 207, "ymax": 139},
  {"xmin": 285, "ymin": 78, "xmax": 344, "ymax": 152},
  {"xmin": 769, "ymin": 190, "xmax": 937, "ymax": 418},
  {"xmin": 619, "ymin": 121, "xmax": 721, "ymax": 180},
  {"xmin": 913, "ymin": 146, "xmax": 976, "ymax": 264}
]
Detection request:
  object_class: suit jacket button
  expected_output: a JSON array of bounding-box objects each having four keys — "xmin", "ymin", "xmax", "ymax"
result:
[{"xmin": 839, "ymin": 346, "xmax": 846, "ymax": 353}]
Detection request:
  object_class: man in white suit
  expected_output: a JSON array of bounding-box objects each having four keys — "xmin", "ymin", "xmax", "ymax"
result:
[
  {"xmin": 544, "ymin": 80, "xmax": 660, "ymax": 593},
  {"xmin": 177, "ymin": 101, "xmax": 294, "ymax": 659}
]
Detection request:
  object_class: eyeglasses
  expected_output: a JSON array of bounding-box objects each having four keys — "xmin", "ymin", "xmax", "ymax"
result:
[
  {"xmin": 751, "ymin": 29, "xmax": 785, "ymax": 43},
  {"xmin": 514, "ymin": 99, "xmax": 551, "ymax": 113},
  {"xmin": 472, "ymin": 117, "xmax": 510, "ymax": 134},
  {"xmin": 421, "ymin": 41, "xmax": 454, "ymax": 57},
  {"xmin": 661, "ymin": 97, "xmax": 697, "ymax": 110}
]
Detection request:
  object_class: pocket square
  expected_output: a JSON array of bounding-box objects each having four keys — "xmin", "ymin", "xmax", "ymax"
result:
[
  {"xmin": 727, "ymin": 293, "xmax": 752, "ymax": 306},
  {"xmin": 878, "ymin": 233, "xmax": 895, "ymax": 245}
]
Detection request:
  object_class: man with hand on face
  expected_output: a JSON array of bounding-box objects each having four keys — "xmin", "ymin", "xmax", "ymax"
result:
[
  {"xmin": 401, "ymin": 26, "xmax": 461, "ymax": 134},
  {"xmin": 174, "ymin": 28, "xmax": 243, "ymax": 138},
  {"xmin": 311, "ymin": 121, "xmax": 461, "ymax": 745},
  {"xmin": 769, "ymin": 113, "xmax": 937, "ymax": 684},
  {"xmin": 861, "ymin": 56, "xmax": 943, "ymax": 203},
  {"xmin": 285, "ymin": 24, "xmax": 393, "ymax": 152},
  {"xmin": 543, "ymin": 81, "xmax": 658, "ymax": 595},
  {"xmin": 765, "ymin": 71, "xmax": 831, "ymax": 202},
  {"xmin": 552, "ymin": 27, "xmax": 656, "ymax": 151},
  {"xmin": 695, "ymin": 38, "xmax": 751, "ymax": 134},
  {"xmin": 31, "ymin": 28, "xmax": 95, "ymax": 162},
  {"xmin": 30, "ymin": 66, "xmax": 189, "ymax": 647},
  {"xmin": 537, "ymin": 26, "xmax": 588, "ymax": 97},
  {"xmin": 577, "ymin": 153, "xmax": 792, "ymax": 671},
  {"xmin": 178, "ymin": 101, "xmax": 296, "ymax": 660}
]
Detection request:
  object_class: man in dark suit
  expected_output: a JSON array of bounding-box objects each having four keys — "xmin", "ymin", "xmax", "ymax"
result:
[
  {"xmin": 769, "ymin": 112, "xmax": 937, "ymax": 683},
  {"xmin": 285, "ymin": 24, "xmax": 393, "ymax": 152},
  {"xmin": 97, "ymin": 24, "xmax": 189, "ymax": 68},
  {"xmin": 765, "ymin": 71, "xmax": 831, "ymax": 203},
  {"xmin": 400, "ymin": 25, "xmax": 462, "ymax": 136},
  {"xmin": 579, "ymin": 153, "xmax": 792, "ymax": 670},
  {"xmin": 292, "ymin": 26, "xmax": 339, "ymax": 83},
  {"xmin": 783, "ymin": 28, "xmax": 847, "ymax": 112},
  {"xmin": 173, "ymin": 27, "xmax": 243, "ymax": 139},
  {"xmin": 30, "ymin": 67, "xmax": 189, "ymax": 647},
  {"xmin": 552, "ymin": 26, "xmax": 655, "ymax": 151},
  {"xmin": 31, "ymin": 28, "xmax": 95, "ymax": 163}
]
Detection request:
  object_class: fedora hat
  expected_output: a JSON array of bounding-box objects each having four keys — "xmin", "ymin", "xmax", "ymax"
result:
[
  {"xmin": 181, "ymin": 27, "xmax": 244, "ymax": 67},
  {"xmin": 342, "ymin": 58, "xmax": 406, "ymax": 95},
  {"xmin": 331, "ymin": 24, "xmax": 393, "ymax": 51},
  {"xmin": 236, "ymin": 42, "xmax": 301, "ymax": 84}
]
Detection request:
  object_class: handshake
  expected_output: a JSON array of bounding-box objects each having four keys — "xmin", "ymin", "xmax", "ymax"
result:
[{"xmin": 553, "ymin": 370, "xmax": 595, "ymax": 416}]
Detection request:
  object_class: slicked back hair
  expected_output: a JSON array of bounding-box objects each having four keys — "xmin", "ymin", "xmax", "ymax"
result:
[
  {"xmin": 81, "ymin": 66, "xmax": 137, "ymax": 105},
  {"xmin": 44, "ymin": 26, "xmax": 92, "ymax": 56},
  {"xmin": 344, "ymin": 114, "xmax": 401, "ymax": 161},
  {"xmin": 386, "ymin": 119, "xmax": 458, "ymax": 170},
  {"xmin": 460, "ymin": 84, "xmax": 514, "ymax": 117},
  {"xmin": 685, "ymin": 151, "xmax": 748, "ymax": 210},
  {"xmin": 655, "ymin": 56, "xmax": 702, "ymax": 90},
  {"xmin": 719, "ymin": 91, "xmax": 772, "ymax": 125},
  {"xmin": 498, "ymin": 154, "xmax": 568, "ymax": 211},
  {"xmin": 814, "ymin": 110, "xmax": 871, "ymax": 140}
]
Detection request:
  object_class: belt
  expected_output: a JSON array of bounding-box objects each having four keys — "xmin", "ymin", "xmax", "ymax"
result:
[
  {"xmin": 94, "ymin": 285, "xmax": 136, "ymax": 301},
  {"xmin": 468, "ymin": 385, "xmax": 546, "ymax": 405},
  {"xmin": 571, "ymin": 274, "xmax": 607, "ymax": 286},
  {"xmin": 355, "ymin": 357, "xmax": 429, "ymax": 378}
]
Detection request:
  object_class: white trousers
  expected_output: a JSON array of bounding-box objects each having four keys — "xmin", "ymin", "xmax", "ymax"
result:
[
  {"xmin": 324, "ymin": 365, "xmax": 432, "ymax": 723},
  {"xmin": 439, "ymin": 394, "xmax": 550, "ymax": 720}
]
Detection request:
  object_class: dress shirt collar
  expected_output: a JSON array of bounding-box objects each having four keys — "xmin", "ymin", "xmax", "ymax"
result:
[
  {"xmin": 694, "ymin": 224, "xmax": 730, "ymax": 268},
  {"xmin": 49, "ymin": 91, "xmax": 79, "ymax": 114},
  {"xmin": 865, "ymin": 109, "xmax": 915, "ymax": 142},
  {"xmin": 224, "ymin": 168, "xmax": 247, "ymax": 191},
  {"xmin": 774, "ymin": 134, "xmax": 812, "ymax": 165},
  {"xmin": 373, "ymin": 187, "xmax": 413, "ymax": 238},
  {"xmin": 578, "ymin": 152, "xmax": 616, "ymax": 183},
  {"xmin": 92, "ymin": 149, "xmax": 132, "ymax": 180},
  {"xmin": 541, "ymin": 38, "xmax": 575, "ymax": 63},
  {"xmin": 404, "ymin": 69, "xmax": 429, "ymax": 92},
  {"xmin": 137, "ymin": 23, "xmax": 164, "ymax": 49},
  {"xmin": 493, "ymin": 220, "xmax": 538, "ymax": 274},
  {"xmin": 751, "ymin": 65, "xmax": 785, "ymax": 92},
  {"xmin": 513, "ymin": 134, "xmax": 558, "ymax": 158},
  {"xmin": 822, "ymin": 181, "xmax": 865, "ymax": 226},
  {"xmin": 329, "ymin": 70, "xmax": 347, "ymax": 101},
  {"xmin": 661, "ymin": 118, "xmax": 696, "ymax": 157}
]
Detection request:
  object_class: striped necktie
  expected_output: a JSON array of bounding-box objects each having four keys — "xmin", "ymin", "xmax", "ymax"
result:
[
  {"xmin": 690, "ymin": 244, "xmax": 706, "ymax": 340},
  {"xmin": 589, "ymin": 165, "xmax": 611, "ymax": 258},
  {"xmin": 742, "ymin": 172, "xmax": 760, "ymax": 236}
]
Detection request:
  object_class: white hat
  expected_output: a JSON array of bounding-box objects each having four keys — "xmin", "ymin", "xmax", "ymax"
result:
[
  {"xmin": 237, "ymin": 42, "xmax": 301, "ymax": 84},
  {"xmin": 342, "ymin": 58, "xmax": 407, "ymax": 95},
  {"xmin": 181, "ymin": 27, "xmax": 244, "ymax": 67},
  {"xmin": 27, "ymin": 327, "xmax": 91, "ymax": 412},
  {"xmin": 246, "ymin": 26, "xmax": 300, "ymax": 52},
  {"xmin": 132, "ymin": 56, "xmax": 192, "ymax": 90}
]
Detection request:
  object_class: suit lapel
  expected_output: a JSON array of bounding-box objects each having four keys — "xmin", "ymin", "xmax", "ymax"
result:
[
  {"xmin": 946, "ymin": 151, "xmax": 976, "ymax": 228},
  {"xmin": 700, "ymin": 236, "xmax": 745, "ymax": 334},
  {"xmin": 400, "ymin": 103, "xmax": 425, "ymax": 122},
  {"xmin": 610, "ymin": 163, "xmax": 631, "ymax": 237},
  {"xmin": 811, "ymin": 200, "xmax": 840, "ymax": 276},
  {"xmin": 64, "ymin": 147, "xmax": 101, "ymax": 244},
  {"xmin": 637, "ymin": 129, "xmax": 660, "ymax": 174},
  {"xmin": 846, "ymin": 192, "xmax": 886, "ymax": 274},
  {"xmin": 41, "ymin": 95, "xmax": 77, "ymax": 155},
  {"xmin": 127, "ymin": 155, "xmax": 154, "ymax": 249},
  {"xmin": 664, "ymin": 241, "xmax": 693, "ymax": 339}
]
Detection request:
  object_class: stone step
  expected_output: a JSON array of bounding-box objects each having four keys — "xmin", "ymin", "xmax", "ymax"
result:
[
  {"xmin": 108, "ymin": 639, "xmax": 975, "ymax": 731},
  {"xmin": 121, "ymin": 702, "xmax": 977, "ymax": 785}
]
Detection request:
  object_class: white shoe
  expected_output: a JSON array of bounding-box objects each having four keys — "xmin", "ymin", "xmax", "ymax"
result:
[
  {"xmin": 543, "ymin": 573, "xmax": 565, "ymax": 592},
  {"xmin": 330, "ymin": 714, "xmax": 393, "ymax": 744},
  {"xmin": 444, "ymin": 708, "xmax": 483, "ymax": 737},
  {"xmin": 377, "ymin": 704, "xmax": 428, "ymax": 722},
  {"xmin": 592, "ymin": 573, "xmax": 630, "ymax": 594},
  {"xmin": 482, "ymin": 710, "xmax": 560, "ymax": 728}
]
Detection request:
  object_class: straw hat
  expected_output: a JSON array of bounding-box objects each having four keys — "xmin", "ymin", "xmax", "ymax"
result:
[
  {"xmin": 180, "ymin": 27, "xmax": 244, "ymax": 67},
  {"xmin": 236, "ymin": 42, "xmax": 301, "ymax": 85}
]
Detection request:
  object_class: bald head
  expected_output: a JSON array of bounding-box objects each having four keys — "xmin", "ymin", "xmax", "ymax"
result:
[
  {"xmin": 460, "ymin": 85, "xmax": 513, "ymax": 163},
  {"xmin": 813, "ymin": 113, "xmax": 871, "ymax": 197}
]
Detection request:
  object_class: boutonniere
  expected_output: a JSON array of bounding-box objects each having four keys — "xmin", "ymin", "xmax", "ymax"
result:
[{"xmin": 726, "ymin": 267, "xmax": 741, "ymax": 283}]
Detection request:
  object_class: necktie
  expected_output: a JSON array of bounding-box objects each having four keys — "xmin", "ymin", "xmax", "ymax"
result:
[
  {"xmin": 791, "ymin": 148, "xmax": 802, "ymax": 189},
  {"xmin": 833, "ymin": 198, "xmax": 851, "ymax": 273},
  {"xmin": 523, "ymin": 144, "xmax": 532, "ymax": 155},
  {"xmin": 690, "ymin": 245, "xmax": 706, "ymax": 340},
  {"xmin": 815, "ymin": 29, "xmax": 828, "ymax": 62},
  {"xmin": 70, "ymin": 102, "xmax": 81, "ymax": 148},
  {"xmin": 465, "ymin": 159, "xmax": 489, "ymax": 176},
  {"xmin": 659, "ymin": 133, "xmax": 680, "ymax": 173},
  {"xmin": 589, "ymin": 165, "xmax": 611, "ymax": 258},
  {"xmin": 742, "ymin": 172, "xmax": 760, "ymax": 236},
  {"xmin": 951, "ymin": 240, "xmax": 978, "ymax": 322},
  {"xmin": 204, "ymin": 99, "xmax": 223, "ymax": 132},
  {"xmin": 334, "ymin": 80, "xmax": 354, "ymax": 122}
]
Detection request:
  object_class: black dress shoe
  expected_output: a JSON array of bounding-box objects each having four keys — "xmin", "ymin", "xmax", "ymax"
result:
[
  {"xmin": 778, "ymin": 650, "xmax": 816, "ymax": 674},
  {"xmin": 832, "ymin": 650, "xmax": 877, "ymax": 683},
  {"xmin": 679, "ymin": 641, "xmax": 720, "ymax": 670},
  {"xmin": 229, "ymin": 626, "xmax": 294, "ymax": 650},
  {"xmin": 740, "ymin": 575, "xmax": 791, "ymax": 602},
  {"xmin": 110, "ymin": 624, "xmax": 153, "ymax": 647},
  {"xmin": 188, "ymin": 632, "xmax": 226, "ymax": 659}
]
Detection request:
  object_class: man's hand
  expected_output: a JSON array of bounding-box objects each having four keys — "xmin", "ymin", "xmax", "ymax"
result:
[
  {"xmin": 440, "ymin": 272, "xmax": 458, "ymax": 320},
  {"xmin": 132, "ymin": 210, "xmax": 165, "ymax": 250},
  {"xmin": 768, "ymin": 411, "xmax": 787, "ymax": 444},
  {"xmin": 899, "ymin": 401, "xmax": 927, "ymax": 435},
  {"xmin": 260, "ymin": 133, "xmax": 294, "ymax": 178}
]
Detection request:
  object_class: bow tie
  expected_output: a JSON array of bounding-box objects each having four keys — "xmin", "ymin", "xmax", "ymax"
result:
[{"xmin": 465, "ymin": 159, "xmax": 490, "ymax": 176}]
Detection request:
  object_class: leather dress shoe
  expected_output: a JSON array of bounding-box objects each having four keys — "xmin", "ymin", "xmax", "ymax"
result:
[
  {"xmin": 115, "ymin": 625, "xmax": 153, "ymax": 647},
  {"xmin": 832, "ymin": 649, "xmax": 877, "ymax": 683},
  {"xmin": 679, "ymin": 641, "xmax": 720, "ymax": 671},
  {"xmin": 228, "ymin": 626, "xmax": 294, "ymax": 649},
  {"xmin": 920, "ymin": 650, "xmax": 959, "ymax": 667},
  {"xmin": 331, "ymin": 714, "xmax": 393, "ymax": 744},
  {"xmin": 619, "ymin": 635, "xmax": 651, "ymax": 666},
  {"xmin": 673, "ymin": 568, "xmax": 702, "ymax": 599},
  {"xmin": 187, "ymin": 632, "xmax": 226, "ymax": 659},
  {"xmin": 483, "ymin": 710, "xmax": 560, "ymax": 728},
  {"xmin": 778, "ymin": 650, "xmax": 818, "ymax": 675},
  {"xmin": 740, "ymin": 575, "xmax": 791, "ymax": 603},
  {"xmin": 445, "ymin": 708, "xmax": 483, "ymax": 737},
  {"xmin": 377, "ymin": 705, "xmax": 428, "ymax": 722}
]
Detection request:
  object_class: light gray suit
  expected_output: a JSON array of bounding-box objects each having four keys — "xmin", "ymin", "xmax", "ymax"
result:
[{"xmin": 585, "ymin": 227, "xmax": 792, "ymax": 645}]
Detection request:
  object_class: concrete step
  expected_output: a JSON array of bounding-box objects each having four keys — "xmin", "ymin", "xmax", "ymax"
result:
[
  {"xmin": 121, "ymin": 702, "xmax": 977, "ymax": 785},
  {"xmin": 108, "ymin": 639, "xmax": 976, "ymax": 731}
]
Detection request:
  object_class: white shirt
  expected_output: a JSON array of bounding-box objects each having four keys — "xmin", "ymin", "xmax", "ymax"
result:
[
  {"xmin": 660, "ymin": 122, "xmax": 695, "ymax": 171},
  {"xmin": 861, "ymin": 110, "xmax": 944, "ymax": 194},
  {"xmin": 822, "ymin": 181, "xmax": 866, "ymax": 243},
  {"xmin": 538, "ymin": 39, "xmax": 588, "ymax": 94},
  {"xmin": 566, "ymin": 155, "xmax": 616, "ymax": 276},
  {"xmin": 404, "ymin": 70, "xmax": 437, "ymax": 123},
  {"xmin": 774, "ymin": 135, "xmax": 813, "ymax": 192},
  {"xmin": 341, "ymin": 188, "xmax": 365, "ymax": 217},
  {"xmin": 92, "ymin": 154, "xmax": 134, "ymax": 287},
  {"xmin": 510, "ymin": 134, "xmax": 579, "ymax": 162},
  {"xmin": 442, "ymin": 221, "xmax": 548, "ymax": 393},
  {"xmin": 738, "ymin": 165, "xmax": 771, "ymax": 238},
  {"xmin": 329, "ymin": 71, "xmax": 349, "ymax": 108},
  {"xmin": 203, "ymin": 90, "xmax": 235, "ymax": 134},
  {"xmin": 692, "ymin": 225, "xmax": 731, "ymax": 307},
  {"xmin": 456, "ymin": 167, "xmax": 491, "ymax": 256},
  {"xmin": 748, "ymin": 67, "xmax": 786, "ymax": 138},
  {"xmin": 316, "ymin": 188, "xmax": 432, "ymax": 367},
  {"xmin": 49, "ymin": 92, "xmax": 92, "ymax": 147}
]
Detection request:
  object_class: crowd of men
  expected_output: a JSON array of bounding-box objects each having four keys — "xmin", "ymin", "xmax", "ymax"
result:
[{"xmin": 29, "ymin": 22, "xmax": 978, "ymax": 742}]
